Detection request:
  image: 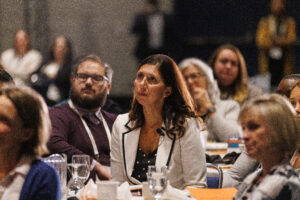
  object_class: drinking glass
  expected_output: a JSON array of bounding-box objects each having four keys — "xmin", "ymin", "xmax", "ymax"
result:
[
  {"xmin": 147, "ymin": 165, "xmax": 168, "ymax": 200},
  {"xmin": 44, "ymin": 154, "xmax": 67, "ymax": 200},
  {"xmin": 72, "ymin": 154, "xmax": 90, "ymax": 183},
  {"xmin": 67, "ymin": 155, "xmax": 90, "ymax": 198}
]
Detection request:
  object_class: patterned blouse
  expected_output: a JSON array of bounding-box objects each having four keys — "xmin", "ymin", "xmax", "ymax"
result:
[
  {"xmin": 234, "ymin": 159, "xmax": 300, "ymax": 200},
  {"xmin": 131, "ymin": 147, "xmax": 157, "ymax": 182}
]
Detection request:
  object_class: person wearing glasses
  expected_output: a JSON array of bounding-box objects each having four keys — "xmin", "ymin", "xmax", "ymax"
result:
[
  {"xmin": 47, "ymin": 55, "xmax": 117, "ymax": 180},
  {"xmin": 178, "ymin": 58, "xmax": 241, "ymax": 142}
]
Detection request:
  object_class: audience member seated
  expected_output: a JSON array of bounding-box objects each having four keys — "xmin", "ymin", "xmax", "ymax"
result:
[
  {"xmin": 110, "ymin": 54, "xmax": 207, "ymax": 189},
  {"xmin": 0, "ymin": 85, "xmax": 61, "ymax": 200},
  {"xmin": 131, "ymin": 0, "xmax": 174, "ymax": 61},
  {"xmin": 0, "ymin": 29, "xmax": 42, "ymax": 86},
  {"xmin": 31, "ymin": 35, "xmax": 73, "ymax": 105},
  {"xmin": 288, "ymin": 82, "xmax": 300, "ymax": 175},
  {"xmin": 223, "ymin": 74, "xmax": 300, "ymax": 188},
  {"xmin": 256, "ymin": 0, "xmax": 296, "ymax": 89},
  {"xmin": 234, "ymin": 94, "xmax": 300, "ymax": 199},
  {"xmin": 179, "ymin": 58, "xmax": 241, "ymax": 142},
  {"xmin": 277, "ymin": 74, "xmax": 300, "ymax": 97},
  {"xmin": 47, "ymin": 55, "xmax": 117, "ymax": 180},
  {"xmin": 208, "ymin": 44, "xmax": 263, "ymax": 105},
  {"xmin": 0, "ymin": 67, "xmax": 14, "ymax": 87}
]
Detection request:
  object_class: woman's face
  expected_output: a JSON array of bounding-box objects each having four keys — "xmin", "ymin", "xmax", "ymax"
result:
[
  {"xmin": 214, "ymin": 49, "xmax": 239, "ymax": 87},
  {"xmin": 182, "ymin": 64, "xmax": 208, "ymax": 95},
  {"xmin": 0, "ymin": 95, "xmax": 23, "ymax": 150},
  {"xmin": 289, "ymin": 85, "xmax": 300, "ymax": 120},
  {"xmin": 134, "ymin": 64, "xmax": 171, "ymax": 107},
  {"xmin": 15, "ymin": 30, "xmax": 29, "ymax": 55},
  {"xmin": 53, "ymin": 36, "xmax": 67, "ymax": 62},
  {"xmin": 241, "ymin": 107, "xmax": 270, "ymax": 161}
]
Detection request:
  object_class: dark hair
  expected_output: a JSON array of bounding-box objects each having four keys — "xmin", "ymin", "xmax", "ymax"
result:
[
  {"xmin": 47, "ymin": 36, "xmax": 73, "ymax": 65},
  {"xmin": 72, "ymin": 54, "xmax": 113, "ymax": 83},
  {"xmin": 0, "ymin": 67, "xmax": 14, "ymax": 83},
  {"xmin": 147, "ymin": 0, "xmax": 159, "ymax": 8},
  {"xmin": 290, "ymin": 81, "xmax": 300, "ymax": 95},
  {"xmin": 49, "ymin": 36, "xmax": 73, "ymax": 99},
  {"xmin": 129, "ymin": 54, "xmax": 197, "ymax": 138},
  {"xmin": 0, "ymin": 86, "xmax": 50, "ymax": 157},
  {"xmin": 277, "ymin": 74, "xmax": 300, "ymax": 97}
]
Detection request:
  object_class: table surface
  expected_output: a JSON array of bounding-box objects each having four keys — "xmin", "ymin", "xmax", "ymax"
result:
[{"xmin": 187, "ymin": 187, "xmax": 237, "ymax": 200}]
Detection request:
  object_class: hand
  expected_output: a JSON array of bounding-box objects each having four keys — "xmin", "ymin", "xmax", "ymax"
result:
[
  {"xmin": 192, "ymin": 88, "xmax": 215, "ymax": 117},
  {"xmin": 94, "ymin": 162, "xmax": 111, "ymax": 180},
  {"xmin": 192, "ymin": 88, "xmax": 213, "ymax": 109}
]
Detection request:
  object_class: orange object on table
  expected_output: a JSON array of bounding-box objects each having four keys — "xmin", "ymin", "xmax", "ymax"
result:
[
  {"xmin": 187, "ymin": 187, "xmax": 237, "ymax": 200},
  {"xmin": 207, "ymin": 149, "xmax": 228, "ymax": 155}
]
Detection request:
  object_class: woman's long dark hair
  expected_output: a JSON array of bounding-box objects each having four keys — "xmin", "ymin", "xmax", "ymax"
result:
[
  {"xmin": 129, "ymin": 54, "xmax": 197, "ymax": 138},
  {"xmin": 41, "ymin": 36, "xmax": 73, "ymax": 100}
]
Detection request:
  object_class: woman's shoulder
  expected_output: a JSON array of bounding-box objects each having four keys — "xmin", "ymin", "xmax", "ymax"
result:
[
  {"xmin": 30, "ymin": 159, "xmax": 59, "ymax": 175},
  {"xmin": 258, "ymin": 162, "xmax": 300, "ymax": 197},
  {"xmin": 115, "ymin": 113, "xmax": 129, "ymax": 122},
  {"xmin": 216, "ymin": 99, "xmax": 240, "ymax": 109},
  {"xmin": 184, "ymin": 117, "xmax": 203, "ymax": 133}
]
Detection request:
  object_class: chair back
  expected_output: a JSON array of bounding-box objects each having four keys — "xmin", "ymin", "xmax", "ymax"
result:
[{"xmin": 206, "ymin": 163, "xmax": 223, "ymax": 188}]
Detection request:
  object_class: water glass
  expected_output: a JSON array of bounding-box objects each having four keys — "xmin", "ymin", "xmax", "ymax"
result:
[
  {"xmin": 72, "ymin": 154, "xmax": 91, "ymax": 183},
  {"xmin": 67, "ymin": 154, "xmax": 90, "ymax": 198},
  {"xmin": 147, "ymin": 165, "xmax": 168, "ymax": 200}
]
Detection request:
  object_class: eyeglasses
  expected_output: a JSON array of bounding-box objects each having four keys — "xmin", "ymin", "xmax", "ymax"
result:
[
  {"xmin": 184, "ymin": 73, "xmax": 206, "ymax": 81},
  {"xmin": 75, "ymin": 73, "xmax": 109, "ymax": 84}
]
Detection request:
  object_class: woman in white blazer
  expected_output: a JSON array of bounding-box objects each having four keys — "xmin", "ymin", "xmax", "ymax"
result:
[{"xmin": 110, "ymin": 54, "xmax": 207, "ymax": 189}]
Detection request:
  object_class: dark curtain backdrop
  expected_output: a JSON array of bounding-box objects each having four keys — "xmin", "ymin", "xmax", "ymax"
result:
[{"xmin": 173, "ymin": 0, "xmax": 300, "ymax": 76}]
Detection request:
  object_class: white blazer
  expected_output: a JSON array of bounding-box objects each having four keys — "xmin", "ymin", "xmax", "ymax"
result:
[{"xmin": 110, "ymin": 113, "xmax": 207, "ymax": 189}]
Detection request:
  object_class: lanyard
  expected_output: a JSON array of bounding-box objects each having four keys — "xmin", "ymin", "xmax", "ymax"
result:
[{"xmin": 68, "ymin": 100, "xmax": 111, "ymax": 162}]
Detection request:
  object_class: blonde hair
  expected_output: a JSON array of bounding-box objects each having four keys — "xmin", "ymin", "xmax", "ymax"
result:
[
  {"xmin": 239, "ymin": 94, "xmax": 300, "ymax": 158},
  {"xmin": 209, "ymin": 44, "xmax": 249, "ymax": 104},
  {"xmin": 0, "ymin": 85, "xmax": 51, "ymax": 157}
]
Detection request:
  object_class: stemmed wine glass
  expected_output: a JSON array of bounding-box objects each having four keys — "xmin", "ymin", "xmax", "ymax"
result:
[
  {"xmin": 147, "ymin": 165, "xmax": 168, "ymax": 200},
  {"xmin": 72, "ymin": 154, "xmax": 90, "ymax": 183},
  {"xmin": 67, "ymin": 154, "xmax": 90, "ymax": 197}
]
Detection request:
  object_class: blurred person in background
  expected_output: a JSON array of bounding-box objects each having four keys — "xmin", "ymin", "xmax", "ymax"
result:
[
  {"xmin": 276, "ymin": 74, "xmax": 300, "ymax": 97},
  {"xmin": 179, "ymin": 58, "xmax": 241, "ymax": 142},
  {"xmin": 290, "ymin": 82, "xmax": 300, "ymax": 121},
  {"xmin": 0, "ymin": 29, "xmax": 42, "ymax": 86},
  {"xmin": 132, "ymin": 0, "xmax": 174, "ymax": 61},
  {"xmin": 111, "ymin": 54, "xmax": 207, "ymax": 189},
  {"xmin": 208, "ymin": 44, "xmax": 263, "ymax": 105},
  {"xmin": 234, "ymin": 94, "xmax": 300, "ymax": 199},
  {"xmin": 31, "ymin": 35, "xmax": 73, "ymax": 106},
  {"xmin": 0, "ymin": 86, "xmax": 61, "ymax": 200},
  {"xmin": 256, "ymin": 0, "xmax": 296, "ymax": 90}
]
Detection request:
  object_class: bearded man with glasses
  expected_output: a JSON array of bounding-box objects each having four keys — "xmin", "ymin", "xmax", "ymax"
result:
[{"xmin": 47, "ymin": 55, "xmax": 117, "ymax": 180}]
